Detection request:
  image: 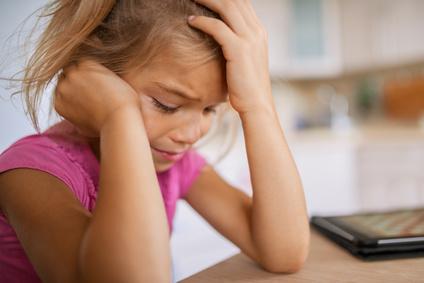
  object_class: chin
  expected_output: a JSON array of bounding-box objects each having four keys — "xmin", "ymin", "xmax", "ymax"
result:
[{"xmin": 154, "ymin": 161, "xmax": 174, "ymax": 172}]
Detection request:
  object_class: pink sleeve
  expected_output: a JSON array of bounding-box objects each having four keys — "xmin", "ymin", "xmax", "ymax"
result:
[
  {"xmin": 0, "ymin": 136, "xmax": 88, "ymax": 206},
  {"xmin": 178, "ymin": 150, "xmax": 207, "ymax": 199}
]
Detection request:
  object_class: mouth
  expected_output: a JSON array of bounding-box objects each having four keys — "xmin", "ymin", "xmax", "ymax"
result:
[{"xmin": 151, "ymin": 146, "xmax": 186, "ymax": 162}]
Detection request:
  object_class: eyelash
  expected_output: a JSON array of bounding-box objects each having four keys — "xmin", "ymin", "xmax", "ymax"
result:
[
  {"xmin": 151, "ymin": 98, "xmax": 179, "ymax": 113},
  {"xmin": 151, "ymin": 98, "xmax": 217, "ymax": 115}
]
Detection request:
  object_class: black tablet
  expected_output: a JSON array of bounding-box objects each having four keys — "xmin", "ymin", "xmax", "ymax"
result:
[{"xmin": 311, "ymin": 208, "xmax": 424, "ymax": 260}]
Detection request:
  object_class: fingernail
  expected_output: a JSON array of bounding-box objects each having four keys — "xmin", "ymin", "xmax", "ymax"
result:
[{"xmin": 188, "ymin": 15, "xmax": 196, "ymax": 21}]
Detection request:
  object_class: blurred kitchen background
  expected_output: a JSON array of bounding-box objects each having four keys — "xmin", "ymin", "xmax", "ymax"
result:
[{"xmin": 1, "ymin": 0, "xmax": 424, "ymax": 281}]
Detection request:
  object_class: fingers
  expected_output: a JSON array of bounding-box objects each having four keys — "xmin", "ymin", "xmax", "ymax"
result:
[
  {"xmin": 55, "ymin": 64, "xmax": 76, "ymax": 114},
  {"xmin": 63, "ymin": 60, "xmax": 106, "ymax": 78},
  {"xmin": 77, "ymin": 59, "xmax": 104, "ymax": 71},
  {"xmin": 61, "ymin": 63, "xmax": 77, "ymax": 80},
  {"xmin": 54, "ymin": 74, "xmax": 67, "ymax": 115},
  {"xmin": 193, "ymin": 0, "xmax": 248, "ymax": 35},
  {"xmin": 188, "ymin": 15, "xmax": 237, "ymax": 50},
  {"xmin": 53, "ymin": 85, "xmax": 67, "ymax": 119},
  {"xmin": 193, "ymin": 0, "xmax": 261, "ymax": 35},
  {"xmin": 232, "ymin": 0, "xmax": 261, "ymax": 30},
  {"xmin": 243, "ymin": 0, "xmax": 263, "ymax": 29}
]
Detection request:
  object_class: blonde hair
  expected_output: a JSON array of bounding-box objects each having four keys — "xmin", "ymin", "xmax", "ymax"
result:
[
  {"xmin": 5, "ymin": 0, "xmax": 238, "ymax": 163},
  {"xmin": 16, "ymin": 0, "xmax": 224, "ymax": 131}
]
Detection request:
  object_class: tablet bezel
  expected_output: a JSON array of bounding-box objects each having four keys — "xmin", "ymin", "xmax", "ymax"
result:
[{"xmin": 311, "ymin": 207, "xmax": 424, "ymax": 247}]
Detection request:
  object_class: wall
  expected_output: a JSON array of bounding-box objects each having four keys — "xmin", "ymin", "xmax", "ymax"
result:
[{"xmin": 0, "ymin": 0, "xmax": 52, "ymax": 151}]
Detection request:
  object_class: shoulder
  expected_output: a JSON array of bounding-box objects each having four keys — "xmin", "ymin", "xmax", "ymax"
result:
[
  {"xmin": 0, "ymin": 134, "xmax": 68, "ymax": 171},
  {"xmin": 0, "ymin": 134, "xmax": 79, "ymax": 188},
  {"xmin": 0, "ymin": 132, "xmax": 98, "ymax": 210}
]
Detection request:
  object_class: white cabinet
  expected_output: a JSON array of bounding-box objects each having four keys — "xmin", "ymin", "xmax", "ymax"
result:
[
  {"xmin": 291, "ymin": 137, "xmax": 357, "ymax": 216},
  {"xmin": 356, "ymin": 140, "xmax": 424, "ymax": 211},
  {"xmin": 341, "ymin": 0, "xmax": 424, "ymax": 72},
  {"xmin": 252, "ymin": 0, "xmax": 424, "ymax": 79},
  {"xmin": 286, "ymin": 0, "xmax": 342, "ymax": 78},
  {"xmin": 252, "ymin": 0, "xmax": 342, "ymax": 79},
  {"xmin": 289, "ymin": 128, "xmax": 424, "ymax": 216}
]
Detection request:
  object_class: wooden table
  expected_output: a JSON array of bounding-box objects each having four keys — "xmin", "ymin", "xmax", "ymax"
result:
[{"xmin": 180, "ymin": 228, "xmax": 424, "ymax": 282}]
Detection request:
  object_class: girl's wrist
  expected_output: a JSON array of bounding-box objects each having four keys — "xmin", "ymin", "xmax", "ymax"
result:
[
  {"xmin": 238, "ymin": 102, "xmax": 277, "ymax": 123},
  {"xmin": 100, "ymin": 104, "xmax": 144, "ymax": 135}
]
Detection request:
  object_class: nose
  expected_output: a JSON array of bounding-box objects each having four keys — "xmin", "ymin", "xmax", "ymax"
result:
[{"xmin": 171, "ymin": 116, "xmax": 209, "ymax": 145}]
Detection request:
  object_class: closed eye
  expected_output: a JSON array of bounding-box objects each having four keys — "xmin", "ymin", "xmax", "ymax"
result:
[
  {"xmin": 151, "ymin": 98, "xmax": 180, "ymax": 113},
  {"xmin": 151, "ymin": 96, "xmax": 219, "ymax": 115}
]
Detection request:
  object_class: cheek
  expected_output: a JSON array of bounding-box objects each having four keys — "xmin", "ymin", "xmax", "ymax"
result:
[
  {"xmin": 138, "ymin": 96, "xmax": 177, "ymax": 141},
  {"xmin": 139, "ymin": 96, "xmax": 163, "ymax": 140},
  {"xmin": 201, "ymin": 116, "xmax": 214, "ymax": 135}
]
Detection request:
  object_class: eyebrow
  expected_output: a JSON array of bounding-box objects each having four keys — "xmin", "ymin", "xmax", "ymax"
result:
[{"xmin": 153, "ymin": 82, "xmax": 200, "ymax": 101}]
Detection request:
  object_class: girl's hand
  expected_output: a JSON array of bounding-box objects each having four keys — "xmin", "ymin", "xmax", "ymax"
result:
[
  {"xmin": 54, "ymin": 60, "xmax": 139, "ymax": 137},
  {"xmin": 188, "ymin": 0, "xmax": 273, "ymax": 116}
]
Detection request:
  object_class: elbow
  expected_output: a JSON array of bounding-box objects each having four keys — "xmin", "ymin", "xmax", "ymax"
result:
[
  {"xmin": 259, "ymin": 237, "xmax": 310, "ymax": 274},
  {"xmin": 262, "ymin": 256, "xmax": 307, "ymax": 274},
  {"xmin": 261, "ymin": 252, "xmax": 308, "ymax": 274},
  {"xmin": 261, "ymin": 250, "xmax": 308, "ymax": 274}
]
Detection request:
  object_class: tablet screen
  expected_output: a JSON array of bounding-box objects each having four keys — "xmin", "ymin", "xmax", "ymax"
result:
[{"xmin": 336, "ymin": 208, "xmax": 424, "ymax": 238}]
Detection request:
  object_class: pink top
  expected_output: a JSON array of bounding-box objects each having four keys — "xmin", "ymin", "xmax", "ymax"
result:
[{"xmin": 0, "ymin": 121, "xmax": 206, "ymax": 282}]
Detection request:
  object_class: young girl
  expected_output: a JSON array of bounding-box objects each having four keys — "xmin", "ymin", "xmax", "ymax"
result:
[{"xmin": 0, "ymin": 0, "xmax": 309, "ymax": 282}]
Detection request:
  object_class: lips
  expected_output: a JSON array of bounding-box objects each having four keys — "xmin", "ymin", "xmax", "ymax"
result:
[{"xmin": 151, "ymin": 147, "xmax": 186, "ymax": 162}]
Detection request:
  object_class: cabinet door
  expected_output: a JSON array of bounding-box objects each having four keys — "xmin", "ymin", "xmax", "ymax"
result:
[
  {"xmin": 372, "ymin": 0, "xmax": 424, "ymax": 66},
  {"xmin": 252, "ymin": 0, "xmax": 342, "ymax": 79},
  {"xmin": 286, "ymin": 0, "xmax": 342, "ymax": 78},
  {"xmin": 357, "ymin": 141, "xmax": 424, "ymax": 211},
  {"xmin": 342, "ymin": 0, "xmax": 424, "ymax": 71},
  {"xmin": 292, "ymin": 140, "xmax": 357, "ymax": 216}
]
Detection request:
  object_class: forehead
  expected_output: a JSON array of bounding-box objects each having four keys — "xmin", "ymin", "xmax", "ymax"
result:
[{"xmin": 134, "ymin": 56, "xmax": 228, "ymax": 104}]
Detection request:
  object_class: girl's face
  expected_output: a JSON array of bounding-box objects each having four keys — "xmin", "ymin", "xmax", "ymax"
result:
[{"xmin": 122, "ymin": 57, "xmax": 228, "ymax": 172}]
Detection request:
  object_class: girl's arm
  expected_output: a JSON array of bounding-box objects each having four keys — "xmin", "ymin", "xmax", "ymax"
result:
[
  {"xmin": 186, "ymin": 0, "xmax": 309, "ymax": 272},
  {"xmin": 55, "ymin": 61, "xmax": 172, "ymax": 282},
  {"xmin": 0, "ymin": 61, "xmax": 171, "ymax": 282},
  {"xmin": 185, "ymin": 113, "xmax": 309, "ymax": 274},
  {"xmin": 79, "ymin": 105, "xmax": 171, "ymax": 282},
  {"xmin": 240, "ymin": 107, "xmax": 309, "ymax": 272}
]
